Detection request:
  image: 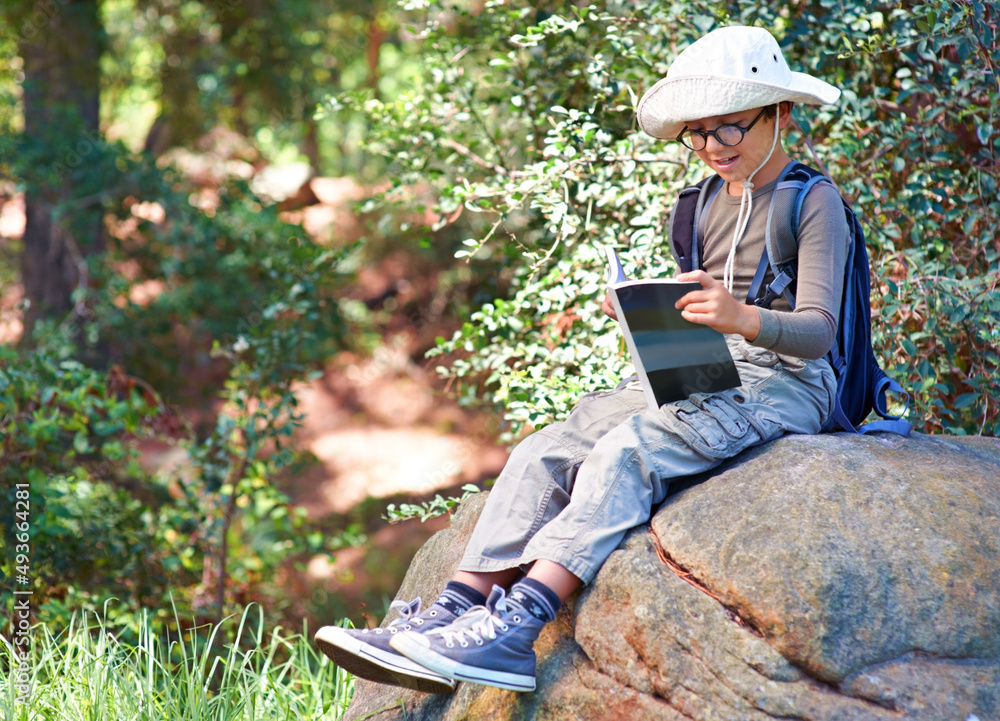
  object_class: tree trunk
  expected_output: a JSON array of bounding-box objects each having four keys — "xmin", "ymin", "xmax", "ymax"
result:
[
  {"xmin": 18, "ymin": 0, "xmax": 103, "ymax": 341},
  {"xmin": 303, "ymin": 114, "xmax": 322, "ymax": 175}
]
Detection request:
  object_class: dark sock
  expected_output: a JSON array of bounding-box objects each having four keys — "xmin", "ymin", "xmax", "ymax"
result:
[
  {"xmin": 433, "ymin": 581, "xmax": 487, "ymax": 616},
  {"xmin": 507, "ymin": 578, "xmax": 561, "ymax": 623}
]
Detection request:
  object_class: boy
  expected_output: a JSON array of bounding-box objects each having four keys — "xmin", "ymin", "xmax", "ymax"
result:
[{"xmin": 315, "ymin": 25, "xmax": 847, "ymax": 694}]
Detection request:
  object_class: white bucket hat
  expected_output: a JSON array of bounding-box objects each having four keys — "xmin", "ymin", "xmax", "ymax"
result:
[{"xmin": 636, "ymin": 26, "xmax": 841, "ymax": 140}]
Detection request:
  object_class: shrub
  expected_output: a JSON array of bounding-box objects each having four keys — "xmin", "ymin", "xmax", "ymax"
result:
[
  {"xmin": 341, "ymin": 0, "xmax": 998, "ymax": 438},
  {"xmin": 1, "ymin": 134, "xmax": 360, "ymax": 623}
]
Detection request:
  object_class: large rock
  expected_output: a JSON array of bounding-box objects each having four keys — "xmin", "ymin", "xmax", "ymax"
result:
[{"xmin": 342, "ymin": 433, "xmax": 1000, "ymax": 721}]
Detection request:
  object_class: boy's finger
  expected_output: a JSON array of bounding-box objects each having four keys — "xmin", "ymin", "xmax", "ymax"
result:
[
  {"xmin": 601, "ymin": 295, "xmax": 618, "ymax": 319},
  {"xmin": 674, "ymin": 270, "xmax": 702, "ymax": 283},
  {"xmin": 675, "ymin": 270, "xmax": 716, "ymax": 287},
  {"xmin": 675, "ymin": 290, "xmax": 709, "ymax": 308},
  {"xmin": 679, "ymin": 308, "xmax": 711, "ymax": 325}
]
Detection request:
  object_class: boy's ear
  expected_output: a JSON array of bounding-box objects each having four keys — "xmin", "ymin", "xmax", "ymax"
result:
[{"xmin": 778, "ymin": 101, "xmax": 795, "ymax": 129}]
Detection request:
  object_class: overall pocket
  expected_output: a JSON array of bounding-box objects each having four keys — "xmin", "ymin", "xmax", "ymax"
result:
[
  {"xmin": 736, "ymin": 342, "xmax": 836, "ymax": 434},
  {"xmin": 666, "ymin": 396, "xmax": 756, "ymax": 460},
  {"xmin": 737, "ymin": 340, "xmax": 781, "ymax": 369}
]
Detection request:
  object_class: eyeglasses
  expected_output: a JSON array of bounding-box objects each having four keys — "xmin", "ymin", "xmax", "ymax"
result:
[{"xmin": 676, "ymin": 108, "xmax": 768, "ymax": 151}]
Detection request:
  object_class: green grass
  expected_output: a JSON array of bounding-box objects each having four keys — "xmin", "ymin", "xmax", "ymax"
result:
[{"xmin": 1, "ymin": 605, "xmax": 354, "ymax": 720}]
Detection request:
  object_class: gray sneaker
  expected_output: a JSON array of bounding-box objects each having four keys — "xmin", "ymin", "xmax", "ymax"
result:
[
  {"xmin": 314, "ymin": 598, "xmax": 457, "ymax": 694},
  {"xmin": 389, "ymin": 585, "xmax": 543, "ymax": 692}
]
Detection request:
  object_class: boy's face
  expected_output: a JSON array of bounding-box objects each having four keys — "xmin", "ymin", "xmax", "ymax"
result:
[{"xmin": 682, "ymin": 106, "xmax": 787, "ymax": 185}]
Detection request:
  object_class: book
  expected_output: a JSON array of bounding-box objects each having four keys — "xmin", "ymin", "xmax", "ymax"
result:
[{"xmin": 605, "ymin": 247, "xmax": 742, "ymax": 411}]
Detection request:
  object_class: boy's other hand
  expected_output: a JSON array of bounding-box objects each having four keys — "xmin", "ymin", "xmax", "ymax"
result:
[
  {"xmin": 674, "ymin": 270, "xmax": 761, "ymax": 341},
  {"xmin": 602, "ymin": 291, "xmax": 618, "ymax": 320}
]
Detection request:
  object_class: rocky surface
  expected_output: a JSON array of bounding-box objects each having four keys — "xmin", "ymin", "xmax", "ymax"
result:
[{"xmin": 342, "ymin": 432, "xmax": 1000, "ymax": 721}]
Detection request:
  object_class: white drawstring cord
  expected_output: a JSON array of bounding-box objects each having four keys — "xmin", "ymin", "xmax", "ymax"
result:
[{"xmin": 723, "ymin": 106, "xmax": 781, "ymax": 294}]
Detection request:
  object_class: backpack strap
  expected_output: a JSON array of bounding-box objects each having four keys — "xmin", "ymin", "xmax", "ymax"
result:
[
  {"xmin": 833, "ymin": 371, "xmax": 911, "ymax": 435},
  {"xmin": 668, "ymin": 175, "xmax": 723, "ymax": 272},
  {"xmin": 696, "ymin": 176, "xmax": 724, "ymax": 252},
  {"xmin": 857, "ymin": 373, "xmax": 912, "ymax": 434},
  {"xmin": 668, "ymin": 185, "xmax": 700, "ymax": 273},
  {"xmin": 791, "ymin": 172, "xmax": 833, "ymax": 233},
  {"xmin": 748, "ymin": 161, "xmax": 828, "ymax": 309}
]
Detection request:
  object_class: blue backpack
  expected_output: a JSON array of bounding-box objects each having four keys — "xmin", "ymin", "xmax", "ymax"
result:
[{"xmin": 667, "ymin": 160, "xmax": 911, "ymax": 435}]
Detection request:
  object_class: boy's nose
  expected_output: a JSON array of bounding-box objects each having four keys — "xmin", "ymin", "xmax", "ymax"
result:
[{"xmin": 703, "ymin": 132, "xmax": 726, "ymax": 152}]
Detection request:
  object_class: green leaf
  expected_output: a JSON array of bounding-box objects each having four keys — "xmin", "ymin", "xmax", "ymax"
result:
[
  {"xmin": 73, "ymin": 430, "xmax": 91, "ymax": 455},
  {"xmin": 953, "ymin": 393, "xmax": 979, "ymax": 409},
  {"xmin": 949, "ymin": 304, "xmax": 970, "ymax": 324}
]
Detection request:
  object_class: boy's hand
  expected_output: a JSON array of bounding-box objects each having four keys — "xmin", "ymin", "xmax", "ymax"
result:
[
  {"xmin": 674, "ymin": 270, "xmax": 761, "ymax": 341},
  {"xmin": 601, "ymin": 291, "xmax": 618, "ymax": 320}
]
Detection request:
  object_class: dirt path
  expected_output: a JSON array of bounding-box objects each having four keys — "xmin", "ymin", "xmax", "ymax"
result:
[
  {"xmin": 288, "ymin": 335, "xmax": 508, "ymax": 624},
  {"xmin": 290, "ymin": 339, "xmax": 508, "ymax": 516}
]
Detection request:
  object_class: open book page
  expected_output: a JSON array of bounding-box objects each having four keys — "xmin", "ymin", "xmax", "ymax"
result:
[{"xmin": 604, "ymin": 247, "xmax": 741, "ymax": 411}]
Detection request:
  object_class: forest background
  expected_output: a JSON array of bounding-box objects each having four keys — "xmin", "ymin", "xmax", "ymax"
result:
[{"xmin": 0, "ymin": 0, "xmax": 997, "ymax": 717}]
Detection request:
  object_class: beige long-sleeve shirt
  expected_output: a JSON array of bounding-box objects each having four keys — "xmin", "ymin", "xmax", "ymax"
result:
[{"xmin": 701, "ymin": 177, "xmax": 849, "ymax": 360}]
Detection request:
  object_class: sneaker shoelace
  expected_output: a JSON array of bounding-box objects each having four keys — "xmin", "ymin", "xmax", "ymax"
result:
[
  {"xmin": 428, "ymin": 605, "xmax": 510, "ymax": 649},
  {"xmin": 428, "ymin": 584, "xmax": 529, "ymax": 651},
  {"xmin": 361, "ymin": 597, "xmax": 440, "ymax": 635}
]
